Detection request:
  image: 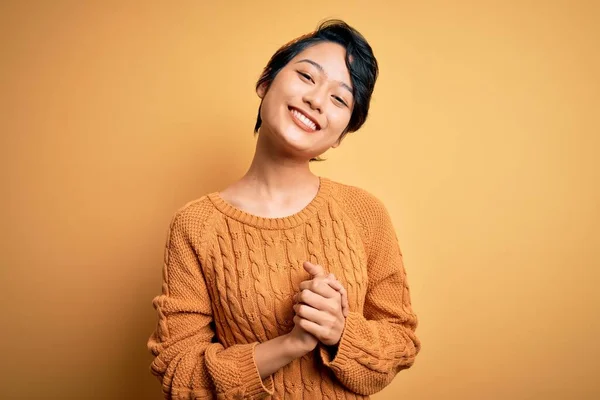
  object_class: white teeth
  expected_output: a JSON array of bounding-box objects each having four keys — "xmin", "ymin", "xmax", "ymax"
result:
[{"xmin": 291, "ymin": 109, "xmax": 317, "ymax": 131}]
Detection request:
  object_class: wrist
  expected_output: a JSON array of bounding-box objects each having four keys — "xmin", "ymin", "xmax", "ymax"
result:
[{"xmin": 283, "ymin": 333, "xmax": 313, "ymax": 358}]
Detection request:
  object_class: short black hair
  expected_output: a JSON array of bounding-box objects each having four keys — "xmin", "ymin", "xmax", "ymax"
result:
[{"xmin": 254, "ymin": 19, "xmax": 379, "ymax": 141}]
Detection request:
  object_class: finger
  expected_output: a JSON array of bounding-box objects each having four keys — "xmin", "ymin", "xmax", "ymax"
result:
[
  {"xmin": 298, "ymin": 277, "xmax": 339, "ymax": 299},
  {"xmin": 293, "ymin": 303, "xmax": 328, "ymax": 325},
  {"xmin": 327, "ymin": 280, "xmax": 349, "ymax": 317},
  {"xmin": 303, "ymin": 261, "xmax": 326, "ymax": 277},
  {"xmin": 294, "ymin": 315, "xmax": 325, "ymax": 339},
  {"xmin": 298, "ymin": 273, "xmax": 341, "ymax": 296},
  {"xmin": 327, "ymin": 279, "xmax": 349, "ymax": 316},
  {"xmin": 292, "ymin": 289, "xmax": 340, "ymax": 317},
  {"xmin": 297, "ymin": 289, "xmax": 335, "ymax": 313}
]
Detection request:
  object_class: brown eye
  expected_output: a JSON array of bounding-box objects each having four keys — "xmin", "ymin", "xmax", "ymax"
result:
[
  {"xmin": 333, "ymin": 95, "xmax": 348, "ymax": 107},
  {"xmin": 297, "ymin": 71, "xmax": 314, "ymax": 83}
]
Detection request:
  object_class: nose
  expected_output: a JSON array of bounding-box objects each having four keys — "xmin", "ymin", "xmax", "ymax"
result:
[{"xmin": 303, "ymin": 85, "xmax": 327, "ymax": 113}]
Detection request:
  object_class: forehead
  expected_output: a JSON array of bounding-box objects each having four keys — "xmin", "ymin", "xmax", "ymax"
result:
[{"xmin": 289, "ymin": 41, "xmax": 350, "ymax": 81}]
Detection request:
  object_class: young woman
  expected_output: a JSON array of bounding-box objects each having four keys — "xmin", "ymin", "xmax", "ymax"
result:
[{"xmin": 147, "ymin": 20, "xmax": 421, "ymax": 399}]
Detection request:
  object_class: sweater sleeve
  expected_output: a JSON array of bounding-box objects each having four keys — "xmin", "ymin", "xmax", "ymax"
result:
[
  {"xmin": 147, "ymin": 208, "xmax": 274, "ymax": 399},
  {"xmin": 319, "ymin": 194, "xmax": 421, "ymax": 395}
]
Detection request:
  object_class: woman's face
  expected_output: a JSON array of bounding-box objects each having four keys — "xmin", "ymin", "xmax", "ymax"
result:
[{"xmin": 257, "ymin": 41, "xmax": 354, "ymax": 160}]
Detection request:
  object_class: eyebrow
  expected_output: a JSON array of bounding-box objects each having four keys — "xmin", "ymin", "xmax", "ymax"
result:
[{"xmin": 295, "ymin": 59, "xmax": 354, "ymax": 95}]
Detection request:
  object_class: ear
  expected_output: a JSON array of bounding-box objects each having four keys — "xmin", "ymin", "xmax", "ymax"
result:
[{"xmin": 256, "ymin": 82, "xmax": 268, "ymax": 99}]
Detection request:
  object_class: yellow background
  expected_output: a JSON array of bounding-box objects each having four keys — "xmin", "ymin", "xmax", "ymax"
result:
[{"xmin": 1, "ymin": 1, "xmax": 599, "ymax": 399}]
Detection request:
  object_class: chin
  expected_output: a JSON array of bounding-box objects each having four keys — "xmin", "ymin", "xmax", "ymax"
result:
[
  {"xmin": 262, "ymin": 114, "xmax": 323, "ymax": 156},
  {"xmin": 264, "ymin": 131, "xmax": 312, "ymax": 161}
]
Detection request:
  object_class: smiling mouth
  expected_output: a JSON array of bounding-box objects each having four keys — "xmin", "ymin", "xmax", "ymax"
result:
[{"xmin": 288, "ymin": 106, "xmax": 321, "ymax": 132}]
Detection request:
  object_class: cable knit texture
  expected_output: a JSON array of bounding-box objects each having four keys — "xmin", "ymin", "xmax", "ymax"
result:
[{"xmin": 147, "ymin": 177, "xmax": 421, "ymax": 399}]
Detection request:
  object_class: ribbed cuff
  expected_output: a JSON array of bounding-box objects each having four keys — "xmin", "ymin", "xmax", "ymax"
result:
[
  {"xmin": 240, "ymin": 342, "xmax": 274, "ymax": 398},
  {"xmin": 319, "ymin": 311, "xmax": 359, "ymax": 371}
]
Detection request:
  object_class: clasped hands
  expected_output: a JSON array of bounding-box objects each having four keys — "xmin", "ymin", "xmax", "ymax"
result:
[{"xmin": 290, "ymin": 261, "xmax": 349, "ymax": 351}]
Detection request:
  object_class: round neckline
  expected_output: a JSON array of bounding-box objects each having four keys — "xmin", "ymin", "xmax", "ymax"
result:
[{"xmin": 207, "ymin": 177, "xmax": 332, "ymax": 230}]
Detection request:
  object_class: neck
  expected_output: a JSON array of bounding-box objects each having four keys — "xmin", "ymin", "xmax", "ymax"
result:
[{"xmin": 241, "ymin": 132, "xmax": 318, "ymax": 197}]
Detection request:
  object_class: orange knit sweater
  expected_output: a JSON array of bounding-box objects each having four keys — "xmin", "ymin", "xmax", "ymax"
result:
[{"xmin": 147, "ymin": 177, "xmax": 420, "ymax": 399}]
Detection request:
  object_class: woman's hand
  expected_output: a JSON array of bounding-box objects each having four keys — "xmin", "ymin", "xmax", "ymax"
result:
[
  {"xmin": 287, "ymin": 316, "xmax": 319, "ymax": 353},
  {"xmin": 292, "ymin": 261, "xmax": 347, "ymax": 346}
]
